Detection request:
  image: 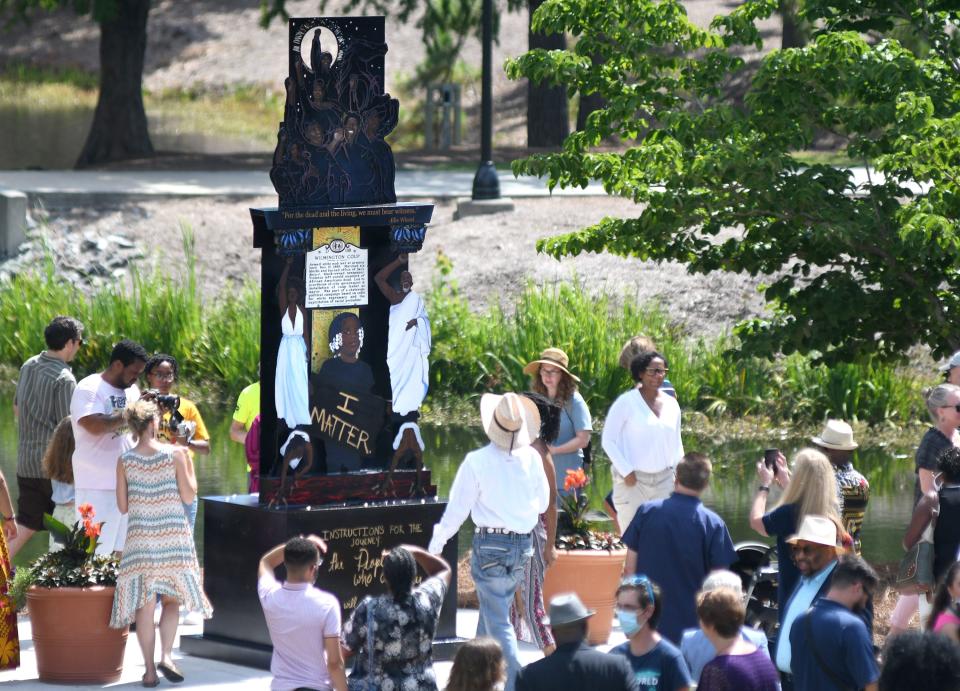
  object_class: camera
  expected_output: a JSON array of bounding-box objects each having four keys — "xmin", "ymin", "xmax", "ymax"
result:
[
  {"xmin": 146, "ymin": 390, "xmax": 185, "ymax": 436},
  {"xmin": 147, "ymin": 390, "xmax": 181, "ymax": 413}
]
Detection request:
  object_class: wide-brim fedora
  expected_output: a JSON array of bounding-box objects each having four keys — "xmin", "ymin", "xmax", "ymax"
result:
[
  {"xmin": 786, "ymin": 514, "xmax": 840, "ymax": 548},
  {"xmin": 480, "ymin": 392, "xmax": 540, "ymax": 451},
  {"xmin": 811, "ymin": 419, "xmax": 858, "ymax": 451},
  {"xmin": 522, "ymin": 347, "xmax": 581, "ymax": 383}
]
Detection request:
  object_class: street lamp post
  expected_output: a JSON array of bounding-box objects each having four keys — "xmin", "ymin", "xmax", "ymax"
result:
[{"xmin": 471, "ymin": 0, "xmax": 500, "ymax": 200}]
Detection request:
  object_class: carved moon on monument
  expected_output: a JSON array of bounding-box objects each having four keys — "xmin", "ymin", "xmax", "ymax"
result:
[{"xmin": 300, "ymin": 25, "xmax": 341, "ymax": 70}]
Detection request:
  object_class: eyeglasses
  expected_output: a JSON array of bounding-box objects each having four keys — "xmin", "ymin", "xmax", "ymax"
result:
[
  {"xmin": 540, "ymin": 367, "xmax": 562, "ymax": 377},
  {"xmin": 645, "ymin": 368, "xmax": 669, "ymax": 375},
  {"xmin": 620, "ymin": 574, "xmax": 655, "ymax": 605},
  {"xmin": 153, "ymin": 372, "xmax": 175, "ymax": 381}
]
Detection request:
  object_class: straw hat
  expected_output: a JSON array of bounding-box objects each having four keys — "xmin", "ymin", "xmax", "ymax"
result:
[
  {"xmin": 480, "ymin": 392, "xmax": 540, "ymax": 451},
  {"xmin": 786, "ymin": 515, "xmax": 840, "ymax": 549},
  {"xmin": 811, "ymin": 419, "xmax": 858, "ymax": 451},
  {"xmin": 544, "ymin": 593, "xmax": 595, "ymax": 627},
  {"xmin": 522, "ymin": 347, "xmax": 581, "ymax": 383}
]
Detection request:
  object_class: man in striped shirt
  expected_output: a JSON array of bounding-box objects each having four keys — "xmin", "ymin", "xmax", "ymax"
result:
[{"xmin": 10, "ymin": 316, "xmax": 84, "ymax": 556}]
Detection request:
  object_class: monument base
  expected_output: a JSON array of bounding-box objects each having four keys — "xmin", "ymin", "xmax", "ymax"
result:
[
  {"xmin": 182, "ymin": 494, "xmax": 462, "ymax": 667},
  {"xmin": 453, "ymin": 197, "xmax": 516, "ymax": 220}
]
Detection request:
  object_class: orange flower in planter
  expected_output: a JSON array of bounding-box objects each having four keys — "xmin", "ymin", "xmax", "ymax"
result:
[
  {"xmin": 564, "ymin": 468, "xmax": 588, "ymax": 492},
  {"xmin": 83, "ymin": 519, "xmax": 102, "ymax": 539},
  {"xmin": 78, "ymin": 503, "xmax": 94, "ymax": 520}
]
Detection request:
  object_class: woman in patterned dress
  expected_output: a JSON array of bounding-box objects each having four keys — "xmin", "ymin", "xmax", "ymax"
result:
[
  {"xmin": 0, "ymin": 468, "xmax": 18, "ymax": 670},
  {"xmin": 342, "ymin": 545, "xmax": 451, "ymax": 691},
  {"xmin": 509, "ymin": 392, "xmax": 560, "ymax": 655},
  {"xmin": 110, "ymin": 399, "xmax": 212, "ymax": 687}
]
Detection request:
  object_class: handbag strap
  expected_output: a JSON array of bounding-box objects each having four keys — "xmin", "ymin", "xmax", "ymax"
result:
[
  {"xmin": 365, "ymin": 597, "xmax": 375, "ymax": 677},
  {"xmin": 803, "ymin": 607, "xmax": 853, "ymax": 691}
]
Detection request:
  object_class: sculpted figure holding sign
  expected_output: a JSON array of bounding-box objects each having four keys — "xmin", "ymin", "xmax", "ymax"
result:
[
  {"xmin": 374, "ymin": 253, "xmax": 431, "ymax": 496},
  {"xmin": 374, "ymin": 253, "xmax": 431, "ymax": 416},
  {"xmin": 276, "ymin": 258, "xmax": 311, "ymax": 430},
  {"xmin": 316, "ymin": 313, "xmax": 375, "ymax": 472}
]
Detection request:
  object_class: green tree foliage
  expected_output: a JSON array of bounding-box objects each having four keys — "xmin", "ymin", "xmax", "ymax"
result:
[{"xmin": 505, "ymin": 0, "xmax": 960, "ymax": 364}]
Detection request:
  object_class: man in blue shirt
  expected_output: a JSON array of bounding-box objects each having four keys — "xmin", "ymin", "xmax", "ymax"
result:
[
  {"xmin": 789, "ymin": 555, "xmax": 879, "ymax": 691},
  {"xmin": 623, "ymin": 452, "xmax": 737, "ymax": 644}
]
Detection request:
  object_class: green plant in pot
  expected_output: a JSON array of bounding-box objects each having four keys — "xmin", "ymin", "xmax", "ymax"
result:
[
  {"xmin": 544, "ymin": 468, "xmax": 626, "ymax": 645},
  {"xmin": 555, "ymin": 468, "xmax": 621, "ymax": 551},
  {"xmin": 25, "ymin": 503, "xmax": 126, "ymax": 684},
  {"xmin": 31, "ymin": 503, "xmax": 119, "ymax": 587}
]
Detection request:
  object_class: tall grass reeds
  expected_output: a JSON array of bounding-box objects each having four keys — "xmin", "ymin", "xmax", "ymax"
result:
[
  {"xmin": 0, "ymin": 228, "xmax": 259, "ymax": 400},
  {"xmin": 425, "ymin": 254, "xmax": 925, "ymax": 426},
  {"xmin": 0, "ymin": 241, "xmax": 924, "ymax": 425}
]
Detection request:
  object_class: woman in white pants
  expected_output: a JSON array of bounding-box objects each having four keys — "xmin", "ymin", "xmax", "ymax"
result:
[{"xmin": 602, "ymin": 350, "xmax": 683, "ymax": 534}]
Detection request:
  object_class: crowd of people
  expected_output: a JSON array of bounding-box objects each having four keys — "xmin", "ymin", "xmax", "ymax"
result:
[
  {"xmin": 9, "ymin": 317, "xmax": 960, "ymax": 690},
  {"xmin": 6, "ymin": 317, "xmax": 214, "ymax": 683}
]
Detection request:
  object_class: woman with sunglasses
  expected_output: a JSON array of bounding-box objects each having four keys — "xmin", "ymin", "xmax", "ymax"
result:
[
  {"xmin": 143, "ymin": 354, "xmax": 210, "ymax": 534},
  {"xmin": 602, "ymin": 350, "xmax": 684, "ymax": 534},
  {"xmin": 523, "ymin": 348, "xmax": 592, "ymax": 495},
  {"xmin": 890, "ymin": 383, "xmax": 960, "ymax": 636}
]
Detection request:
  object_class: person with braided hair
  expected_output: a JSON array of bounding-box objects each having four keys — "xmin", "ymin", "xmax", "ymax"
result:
[{"xmin": 341, "ymin": 545, "xmax": 451, "ymax": 691}]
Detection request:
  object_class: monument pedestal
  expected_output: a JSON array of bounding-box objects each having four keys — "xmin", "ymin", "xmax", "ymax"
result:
[{"xmin": 181, "ymin": 495, "xmax": 462, "ymax": 668}]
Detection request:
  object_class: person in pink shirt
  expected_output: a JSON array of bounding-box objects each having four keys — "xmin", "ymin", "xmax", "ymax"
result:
[
  {"xmin": 928, "ymin": 561, "xmax": 960, "ymax": 642},
  {"xmin": 258, "ymin": 535, "xmax": 347, "ymax": 691}
]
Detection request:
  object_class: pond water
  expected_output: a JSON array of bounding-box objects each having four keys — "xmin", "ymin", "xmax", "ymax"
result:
[
  {"xmin": 0, "ymin": 392, "xmax": 918, "ymax": 568},
  {"xmin": 0, "ymin": 106, "xmax": 267, "ymax": 169}
]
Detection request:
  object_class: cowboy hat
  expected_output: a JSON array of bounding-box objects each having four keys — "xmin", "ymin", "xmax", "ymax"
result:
[
  {"xmin": 544, "ymin": 593, "xmax": 595, "ymax": 627},
  {"xmin": 480, "ymin": 392, "xmax": 540, "ymax": 451},
  {"xmin": 811, "ymin": 419, "xmax": 858, "ymax": 451},
  {"xmin": 786, "ymin": 514, "xmax": 841, "ymax": 549},
  {"xmin": 522, "ymin": 347, "xmax": 581, "ymax": 383}
]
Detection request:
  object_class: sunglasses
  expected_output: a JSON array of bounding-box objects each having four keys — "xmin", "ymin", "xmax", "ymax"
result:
[
  {"xmin": 644, "ymin": 368, "xmax": 669, "ymax": 376},
  {"xmin": 942, "ymin": 404, "xmax": 960, "ymax": 413},
  {"xmin": 620, "ymin": 574, "xmax": 656, "ymax": 605},
  {"xmin": 790, "ymin": 543, "xmax": 824, "ymax": 556}
]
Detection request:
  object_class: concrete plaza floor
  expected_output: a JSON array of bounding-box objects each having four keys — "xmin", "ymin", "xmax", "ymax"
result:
[{"xmin": 0, "ymin": 608, "xmax": 628, "ymax": 689}]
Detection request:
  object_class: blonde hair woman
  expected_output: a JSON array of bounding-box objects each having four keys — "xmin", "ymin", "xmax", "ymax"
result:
[
  {"xmin": 110, "ymin": 399, "xmax": 212, "ymax": 687},
  {"xmin": 748, "ymin": 448, "xmax": 840, "ymax": 617}
]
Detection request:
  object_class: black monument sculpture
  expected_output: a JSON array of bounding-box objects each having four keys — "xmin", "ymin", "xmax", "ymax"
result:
[{"xmin": 181, "ymin": 17, "xmax": 459, "ymax": 668}]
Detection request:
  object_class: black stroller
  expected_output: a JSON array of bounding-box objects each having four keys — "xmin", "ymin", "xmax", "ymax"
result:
[{"xmin": 730, "ymin": 541, "xmax": 781, "ymax": 647}]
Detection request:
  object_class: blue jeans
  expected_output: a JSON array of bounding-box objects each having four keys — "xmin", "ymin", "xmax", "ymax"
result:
[
  {"xmin": 183, "ymin": 497, "xmax": 198, "ymax": 536},
  {"xmin": 471, "ymin": 532, "xmax": 533, "ymax": 691}
]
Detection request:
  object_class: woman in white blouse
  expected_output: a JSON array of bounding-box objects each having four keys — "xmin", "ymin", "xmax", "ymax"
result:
[{"xmin": 601, "ymin": 350, "xmax": 683, "ymax": 534}]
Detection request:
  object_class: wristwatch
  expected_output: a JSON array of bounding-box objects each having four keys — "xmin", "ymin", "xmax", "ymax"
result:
[{"xmin": 757, "ymin": 485, "xmax": 770, "ymax": 493}]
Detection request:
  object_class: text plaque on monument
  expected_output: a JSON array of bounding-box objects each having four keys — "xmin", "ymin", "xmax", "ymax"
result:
[{"xmin": 305, "ymin": 239, "xmax": 369, "ymax": 308}]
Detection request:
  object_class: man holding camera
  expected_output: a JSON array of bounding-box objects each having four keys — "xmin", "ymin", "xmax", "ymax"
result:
[{"xmin": 70, "ymin": 339, "xmax": 147, "ymax": 555}]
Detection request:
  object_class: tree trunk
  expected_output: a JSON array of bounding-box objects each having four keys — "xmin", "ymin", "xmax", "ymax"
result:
[
  {"xmin": 75, "ymin": 0, "xmax": 154, "ymax": 168},
  {"xmin": 526, "ymin": 0, "xmax": 568, "ymax": 148},
  {"xmin": 577, "ymin": 87, "xmax": 606, "ymax": 132},
  {"xmin": 780, "ymin": 0, "xmax": 807, "ymax": 49}
]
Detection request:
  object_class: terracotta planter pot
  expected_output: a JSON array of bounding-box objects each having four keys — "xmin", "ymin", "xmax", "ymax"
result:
[
  {"xmin": 27, "ymin": 585, "xmax": 128, "ymax": 683},
  {"xmin": 542, "ymin": 548, "xmax": 626, "ymax": 645}
]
